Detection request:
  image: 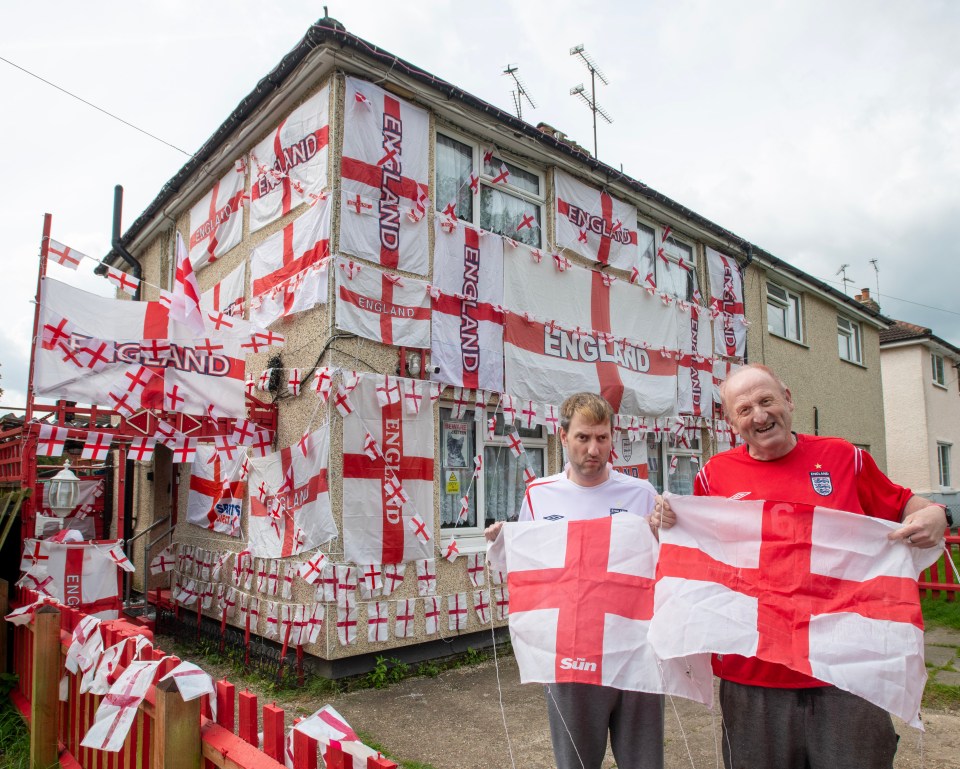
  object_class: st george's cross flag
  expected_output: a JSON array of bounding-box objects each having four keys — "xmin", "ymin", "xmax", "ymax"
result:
[
  {"xmin": 200, "ymin": 261, "xmax": 246, "ymax": 320},
  {"xmin": 189, "ymin": 159, "xmax": 246, "ymax": 270},
  {"xmin": 247, "ymin": 424, "xmax": 338, "ymax": 559},
  {"xmin": 35, "ymin": 278, "xmax": 247, "ymax": 417},
  {"xmin": 677, "ymin": 304, "xmax": 713, "ymax": 417},
  {"xmin": 502, "ymin": 244, "xmax": 679, "ymax": 415},
  {"xmin": 341, "ymin": 373, "xmax": 434, "ymax": 565},
  {"xmin": 647, "ymin": 495, "xmax": 943, "ymax": 728},
  {"xmin": 335, "ymin": 257, "xmax": 431, "ymax": 347},
  {"xmin": 250, "ymin": 196, "xmax": 331, "ymax": 328},
  {"xmin": 81, "ymin": 660, "xmax": 160, "ymax": 752},
  {"xmin": 340, "ymin": 76, "xmax": 430, "ymax": 275},
  {"xmin": 249, "ymin": 85, "xmax": 330, "ymax": 233},
  {"xmin": 186, "ymin": 444, "xmax": 245, "ymax": 536},
  {"xmin": 488, "ymin": 515, "xmax": 712, "ymax": 702},
  {"xmin": 430, "ymin": 220, "xmax": 505, "ymax": 391},
  {"xmin": 554, "ymin": 169, "xmax": 639, "ymax": 270},
  {"xmin": 706, "ymin": 247, "xmax": 746, "ymax": 359},
  {"xmin": 20, "ymin": 539, "xmax": 126, "ymax": 619}
]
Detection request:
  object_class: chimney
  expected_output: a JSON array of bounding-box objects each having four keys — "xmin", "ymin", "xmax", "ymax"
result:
[{"xmin": 854, "ymin": 287, "xmax": 880, "ymax": 313}]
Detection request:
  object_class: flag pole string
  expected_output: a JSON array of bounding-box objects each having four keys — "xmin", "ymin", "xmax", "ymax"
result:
[{"xmin": 483, "ymin": 558, "xmax": 518, "ymax": 769}]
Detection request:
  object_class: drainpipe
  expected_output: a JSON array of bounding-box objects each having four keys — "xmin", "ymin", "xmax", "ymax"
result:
[{"xmin": 94, "ymin": 185, "xmax": 144, "ymax": 301}]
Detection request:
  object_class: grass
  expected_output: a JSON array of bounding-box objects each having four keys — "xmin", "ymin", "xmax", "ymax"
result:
[
  {"xmin": 0, "ymin": 675, "xmax": 29, "ymax": 769},
  {"xmin": 922, "ymin": 596, "xmax": 960, "ymax": 631},
  {"xmin": 922, "ymin": 595, "xmax": 960, "ymax": 710}
]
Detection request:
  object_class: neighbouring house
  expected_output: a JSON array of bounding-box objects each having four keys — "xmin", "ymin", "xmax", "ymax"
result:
[
  {"xmin": 92, "ymin": 16, "xmax": 895, "ymax": 675},
  {"xmin": 879, "ymin": 312, "xmax": 960, "ymax": 510}
]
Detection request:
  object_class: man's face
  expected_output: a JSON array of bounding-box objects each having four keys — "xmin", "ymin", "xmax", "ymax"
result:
[
  {"xmin": 723, "ymin": 368, "xmax": 795, "ymax": 460},
  {"xmin": 560, "ymin": 412, "xmax": 612, "ymax": 487}
]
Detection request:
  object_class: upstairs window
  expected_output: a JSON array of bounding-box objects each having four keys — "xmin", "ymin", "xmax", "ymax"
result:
[
  {"xmin": 436, "ymin": 131, "xmax": 544, "ymax": 247},
  {"xmin": 656, "ymin": 231, "xmax": 698, "ymax": 301},
  {"xmin": 837, "ymin": 316, "xmax": 862, "ymax": 364},
  {"xmin": 767, "ymin": 282, "xmax": 803, "ymax": 343},
  {"xmin": 938, "ymin": 442, "xmax": 952, "ymax": 488},
  {"xmin": 932, "ymin": 352, "xmax": 946, "ymax": 387}
]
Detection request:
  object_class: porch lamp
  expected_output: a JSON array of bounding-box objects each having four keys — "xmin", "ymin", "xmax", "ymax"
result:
[{"xmin": 48, "ymin": 460, "xmax": 80, "ymax": 517}]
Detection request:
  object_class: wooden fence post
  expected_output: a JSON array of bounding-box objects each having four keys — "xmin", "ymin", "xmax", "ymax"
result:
[
  {"xmin": 30, "ymin": 604, "xmax": 60, "ymax": 769},
  {"xmin": 152, "ymin": 677, "xmax": 201, "ymax": 769},
  {"xmin": 0, "ymin": 579, "xmax": 8, "ymax": 674}
]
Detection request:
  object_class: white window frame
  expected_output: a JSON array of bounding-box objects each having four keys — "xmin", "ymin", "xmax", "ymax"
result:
[
  {"xmin": 655, "ymin": 229, "xmax": 699, "ymax": 301},
  {"xmin": 938, "ymin": 442, "xmax": 952, "ymax": 489},
  {"xmin": 767, "ymin": 281, "xmax": 803, "ymax": 343},
  {"xmin": 837, "ymin": 316, "xmax": 863, "ymax": 364},
  {"xmin": 435, "ymin": 128, "xmax": 545, "ymax": 247},
  {"xmin": 932, "ymin": 352, "xmax": 946, "ymax": 387},
  {"xmin": 644, "ymin": 433, "xmax": 702, "ymax": 495},
  {"xmin": 438, "ymin": 406, "xmax": 548, "ymax": 546}
]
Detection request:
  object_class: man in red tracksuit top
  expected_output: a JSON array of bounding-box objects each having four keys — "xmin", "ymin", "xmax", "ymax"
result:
[{"xmin": 653, "ymin": 363, "xmax": 947, "ymax": 769}]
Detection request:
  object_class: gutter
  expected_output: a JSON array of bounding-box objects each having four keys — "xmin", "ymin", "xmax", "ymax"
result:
[{"xmin": 94, "ymin": 186, "xmax": 143, "ymax": 301}]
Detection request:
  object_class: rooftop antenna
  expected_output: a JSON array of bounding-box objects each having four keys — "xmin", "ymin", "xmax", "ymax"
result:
[
  {"xmin": 836, "ymin": 263, "xmax": 853, "ymax": 295},
  {"xmin": 569, "ymin": 44, "xmax": 612, "ymax": 158},
  {"xmin": 503, "ymin": 64, "xmax": 537, "ymax": 121},
  {"xmin": 869, "ymin": 258, "xmax": 880, "ymax": 299}
]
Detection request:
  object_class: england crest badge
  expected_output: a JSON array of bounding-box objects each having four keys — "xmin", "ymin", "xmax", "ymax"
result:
[{"xmin": 809, "ymin": 471, "xmax": 833, "ymax": 496}]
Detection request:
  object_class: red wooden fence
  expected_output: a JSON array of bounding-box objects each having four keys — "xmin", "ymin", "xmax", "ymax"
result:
[
  {"xmin": 918, "ymin": 533, "xmax": 960, "ymax": 601},
  {"xmin": 7, "ymin": 585, "xmax": 397, "ymax": 769}
]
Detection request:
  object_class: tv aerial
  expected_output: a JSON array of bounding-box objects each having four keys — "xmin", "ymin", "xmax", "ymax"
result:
[
  {"xmin": 569, "ymin": 44, "xmax": 612, "ymax": 158},
  {"xmin": 503, "ymin": 64, "xmax": 537, "ymax": 121}
]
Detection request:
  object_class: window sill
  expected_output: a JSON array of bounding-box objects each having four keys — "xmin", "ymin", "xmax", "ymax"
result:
[
  {"xmin": 767, "ymin": 331, "xmax": 808, "ymax": 349},
  {"xmin": 839, "ymin": 357, "xmax": 867, "ymax": 369},
  {"xmin": 933, "ymin": 381, "xmax": 948, "ymax": 390},
  {"xmin": 440, "ymin": 533, "xmax": 487, "ymax": 555}
]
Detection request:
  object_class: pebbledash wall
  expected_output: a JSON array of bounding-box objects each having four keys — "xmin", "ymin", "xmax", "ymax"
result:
[{"xmin": 110, "ymin": 17, "xmax": 892, "ymax": 673}]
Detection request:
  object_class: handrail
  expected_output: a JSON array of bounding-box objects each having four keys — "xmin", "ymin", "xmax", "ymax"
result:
[{"xmin": 124, "ymin": 514, "xmax": 171, "ymax": 606}]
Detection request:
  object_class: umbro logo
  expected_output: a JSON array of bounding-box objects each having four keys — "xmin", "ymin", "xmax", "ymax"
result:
[
  {"xmin": 543, "ymin": 514, "xmax": 564, "ymax": 521},
  {"xmin": 728, "ymin": 492, "xmax": 751, "ymax": 500}
]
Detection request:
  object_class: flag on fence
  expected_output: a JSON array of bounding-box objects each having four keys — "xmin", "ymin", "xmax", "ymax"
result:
[
  {"xmin": 81, "ymin": 660, "xmax": 160, "ymax": 752},
  {"xmin": 488, "ymin": 515, "xmax": 712, "ymax": 703},
  {"xmin": 648, "ymin": 495, "xmax": 942, "ymax": 728}
]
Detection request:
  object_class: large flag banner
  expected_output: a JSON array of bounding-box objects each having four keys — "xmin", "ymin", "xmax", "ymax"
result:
[
  {"xmin": 247, "ymin": 425, "xmax": 337, "ymax": 558},
  {"xmin": 250, "ymin": 196, "xmax": 331, "ymax": 328},
  {"xmin": 706, "ymin": 247, "xmax": 746, "ymax": 359},
  {"xmin": 648, "ymin": 496, "xmax": 942, "ymax": 728},
  {"xmin": 340, "ymin": 76, "xmax": 430, "ymax": 275},
  {"xmin": 200, "ymin": 261, "xmax": 246, "ymax": 319},
  {"xmin": 36, "ymin": 278, "xmax": 246, "ymax": 417},
  {"xmin": 430, "ymin": 220, "xmax": 504, "ymax": 391},
  {"xmin": 677, "ymin": 305, "xmax": 713, "ymax": 416},
  {"xmin": 503, "ymin": 245, "xmax": 679, "ymax": 414},
  {"xmin": 189, "ymin": 159, "xmax": 246, "ymax": 271},
  {"xmin": 335, "ymin": 257, "xmax": 431, "ymax": 347},
  {"xmin": 554, "ymin": 169, "xmax": 638, "ymax": 270},
  {"xmin": 21, "ymin": 539, "xmax": 126, "ymax": 619},
  {"xmin": 488, "ymin": 516, "xmax": 712, "ymax": 702},
  {"xmin": 249, "ymin": 86, "xmax": 330, "ymax": 233},
  {"xmin": 186, "ymin": 444, "xmax": 246, "ymax": 536},
  {"xmin": 342, "ymin": 373, "xmax": 434, "ymax": 564}
]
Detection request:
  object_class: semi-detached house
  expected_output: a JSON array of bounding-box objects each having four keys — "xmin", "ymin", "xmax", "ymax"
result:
[{"xmin": 101, "ymin": 16, "xmax": 893, "ymax": 675}]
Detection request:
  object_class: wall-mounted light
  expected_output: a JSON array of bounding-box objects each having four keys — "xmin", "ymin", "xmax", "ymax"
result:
[{"xmin": 48, "ymin": 460, "xmax": 80, "ymax": 517}]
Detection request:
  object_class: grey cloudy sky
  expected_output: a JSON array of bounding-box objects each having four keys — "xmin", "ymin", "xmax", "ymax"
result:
[{"xmin": 2, "ymin": 0, "xmax": 958, "ymax": 408}]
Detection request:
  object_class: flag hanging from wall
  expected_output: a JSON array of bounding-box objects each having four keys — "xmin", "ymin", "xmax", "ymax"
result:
[
  {"xmin": 200, "ymin": 261, "xmax": 246, "ymax": 320},
  {"xmin": 250, "ymin": 195, "xmax": 331, "ymax": 328},
  {"xmin": 487, "ymin": 516, "xmax": 712, "ymax": 702},
  {"xmin": 247, "ymin": 424, "xmax": 337, "ymax": 558},
  {"xmin": 677, "ymin": 304, "xmax": 713, "ymax": 416},
  {"xmin": 706, "ymin": 247, "xmax": 746, "ymax": 359},
  {"xmin": 186, "ymin": 444, "xmax": 246, "ymax": 536},
  {"xmin": 341, "ymin": 373, "xmax": 434, "ymax": 565},
  {"xmin": 35, "ymin": 278, "xmax": 247, "ymax": 417},
  {"xmin": 189, "ymin": 159, "xmax": 246, "ymax": 271},
  {"xmin": 249, "ymin": 85, "xmax": 330, "ymax": 233},
  {"xmin": 430, "ymin": 220, "xmax": 505, "ymax": 391},
  {"xmin": 502, "ymin": 244, "xmax": 679, "ymax": 415},
  {"xmin": 340, "ymin": 76, "xmax": 430, "ymax": 275},
  {"xmin": 335, "ymin": 257, "xmax": 431, "ymax": 347},
  {"xmin": 554, "ymin": 169, "xmax": 639, "ymax": 270},
  {"xmin": 648, "ymin": 495, "xmax": 942, "ymax": 729}
]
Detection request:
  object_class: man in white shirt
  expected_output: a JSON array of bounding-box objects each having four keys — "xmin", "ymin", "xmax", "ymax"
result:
[{"xmin": 485, "ymin": 392, "xmax": 663, "ymax": 769}]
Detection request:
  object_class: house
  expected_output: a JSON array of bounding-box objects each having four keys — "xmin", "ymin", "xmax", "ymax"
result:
[
  {"xmin": 879, "ymin": 314, "xmax": 960, "ymax": 510},
  {"xmin": 95, "ymin": 16, "xmax": 894, "ymax": 675}
]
